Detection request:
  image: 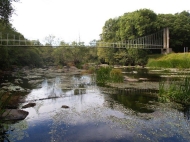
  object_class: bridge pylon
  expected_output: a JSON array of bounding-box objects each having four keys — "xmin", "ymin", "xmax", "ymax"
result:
[{"xmin": 162, "ymin": 27, "xmax": 172, "ymax": 54}]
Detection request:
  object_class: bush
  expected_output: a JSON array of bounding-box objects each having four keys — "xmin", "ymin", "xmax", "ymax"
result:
[
  {"xmin": 96, "ymin": 67, "xmax": 123, "ymax": 84},
  {"xmin": 96, "ymin": 67, "xmax": 112, "ymax": 84},
  {"xmin": 110, "ymin": 69, "xmax": 123, "ymax": 82}
]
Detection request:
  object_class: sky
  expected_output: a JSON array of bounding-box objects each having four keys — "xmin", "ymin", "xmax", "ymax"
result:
[{"xmin": 11, "ymin": 0, "xmax": 190, "ymax": 45}]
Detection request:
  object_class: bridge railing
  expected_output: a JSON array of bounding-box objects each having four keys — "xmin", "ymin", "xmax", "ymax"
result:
[{"xmin": 0, "ymin": 30, "xmax": 164, "ymax": 49}]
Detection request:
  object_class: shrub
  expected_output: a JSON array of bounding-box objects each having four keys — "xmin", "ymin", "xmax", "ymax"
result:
[
  {"xmin": 96, "ymin": 67, "xmax": 123, "ymax": 84},
  {"xmin": 96, "ymin": 67, "xmax": 112, "ymax": 84},
  {"xmin": 110, "ymin": 69, "xmax": 123, "ymax": 82}
]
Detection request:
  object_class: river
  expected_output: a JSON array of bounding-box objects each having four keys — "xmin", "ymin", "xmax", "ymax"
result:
[{"xmin": 1, "ymin": 67, "xmax": 190, "ymax": 142}]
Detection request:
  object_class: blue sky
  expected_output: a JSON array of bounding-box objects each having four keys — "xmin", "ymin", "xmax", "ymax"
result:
[{"xmin": 11, "ymin": 0, "xmax": 190, "ymax": 45}]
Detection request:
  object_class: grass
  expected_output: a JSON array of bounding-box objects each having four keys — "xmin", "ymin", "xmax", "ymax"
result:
[
  {"xmin": 96, "ymin": 67, "xmax": 123, "ymax": 84},
  {"xmin": 158, "ymin": 77, "xmax": 190, "ymax": 104},
  {"xmin": 147, "ymin": 53, "xmax": 190, "ymax": 68}
]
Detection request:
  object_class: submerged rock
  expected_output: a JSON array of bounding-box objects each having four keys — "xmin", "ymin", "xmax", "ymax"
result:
[
  {"xmin": 1, "ymin": 109, "xmax": 29, "ymax": 121},
  {"xmin": 22, "ymin": 103, "xmax": 36, "ymax": 108}
]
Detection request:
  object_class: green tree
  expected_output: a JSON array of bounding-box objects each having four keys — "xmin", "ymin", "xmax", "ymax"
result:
[
  {"xmin": 127, "ymin": 48, "xmax": 148, "ymax": 66},
  {"xmin": 101, "ymin": 18, "xmax": 120, "ymax": 42},
  {"xmin": 118, "ymin": 9, "xmax": 157, "ymax": 41},
  {"xmin": 114, "ymin": 49, "xmax": 128, "ymax": 65},
  {"xmin": 0, "ymin": 0, "xmax": 19, "ymax": 23}
]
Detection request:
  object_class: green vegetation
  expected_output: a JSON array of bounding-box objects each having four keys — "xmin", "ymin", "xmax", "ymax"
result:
[
  {"xmin": 147, "ymin": 53, "xmax": 190, "ymax": 68},
  {"xmin": 159, "ymin": 77, "xmax": 190, "ymax": 104},
  {"xmin": 0, "ymin": 0, "xmax": 19, "ymax": 23},
  {"xmin": 98, "ymin": 48, "xmax": 148, "ymax": 66},
  {"xmin": 96, "ymin": 67, "xmax": 123, "ymax": 84},
  {"xmin": 53, "ymin": 47, "xmax": 98, "ymax": 68},
  {"xmin": 101, "ymin": 9, "xmax": 190, "ymax": 52}
]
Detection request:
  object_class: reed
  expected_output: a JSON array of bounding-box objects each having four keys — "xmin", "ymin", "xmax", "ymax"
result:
[{"xmin": 158, "ymin": 77, "xmax": 190, "ymax": 104}]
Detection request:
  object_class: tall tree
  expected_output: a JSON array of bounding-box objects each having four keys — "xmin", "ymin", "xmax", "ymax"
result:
[
  {"xmin": 0, "ymin": 0, "xmax": 19, "ymax": 23},
  {"xmin": 118, "ymin": 9, "xmax": 157, "ymax": 41},
  {"xmin": 101, "ymin": 18, "xmax": 120, "ymax": 42}
]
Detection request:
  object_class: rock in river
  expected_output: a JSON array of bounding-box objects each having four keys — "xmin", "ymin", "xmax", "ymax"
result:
[
  {"xmin": 22, "ymin": 103, "xmax": 36, "ymax": 108},
  {"xmin": 1, "ymin": 109, "xmax": 29, "ymax": 121},
  {"xmin": 61, "ymin": 105, "xmax": 69, "ymax": 109}
]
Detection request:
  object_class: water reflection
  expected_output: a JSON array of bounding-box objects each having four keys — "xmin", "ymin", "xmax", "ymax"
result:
[
  {"xmin": 183, "ymin": 106, "xmax": 190, "ymax": 120},
  {"xmin": 4, "ymin": 75, "xmax": 190, "ymax": 142},
  {"xmin": 107, "ymin": 90, "xmax": 157, "ymax": 113},
  {"xmin": 26, "ymin": 77, "xmax": 64, "ymax": 101}
]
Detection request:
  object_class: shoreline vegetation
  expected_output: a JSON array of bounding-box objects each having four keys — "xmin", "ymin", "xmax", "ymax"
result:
[
  {"xmin": 147, "ymin": 53, "xmax": 190, "ymax": 69},
  {"xmin": 159, "ymin": 77, "xmax": 190, "ymax": 105}
]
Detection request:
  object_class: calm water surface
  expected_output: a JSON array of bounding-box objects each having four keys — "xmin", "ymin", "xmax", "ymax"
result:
[{"xmin": 2, "ymin": 72, "xmax": 190, "ymax": 142}]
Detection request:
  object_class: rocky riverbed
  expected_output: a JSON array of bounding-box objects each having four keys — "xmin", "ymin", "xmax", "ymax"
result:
[
  {"xmin": 0, "ymin": 66, "xmax": 84, "ymax": 121},
  {"xmin": 0, "ymin": 65, "xmax": 187, "ymax": 121}
]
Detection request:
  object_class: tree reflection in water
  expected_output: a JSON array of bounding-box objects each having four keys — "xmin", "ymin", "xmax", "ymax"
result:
[{"xmin": 0, "ymin": 120, "xmax": 28, "ymax": 142}]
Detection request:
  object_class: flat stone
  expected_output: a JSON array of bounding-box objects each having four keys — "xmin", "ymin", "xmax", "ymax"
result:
[
  {"xmin": 1, "ymin": 109, "xmax": 29, "ymax": 121},
  {"xmin": 139, "ymin": 78, "xmax": 149, "ymax": 81},
  {"xmin": 124, "ymin": 76, "xmax": 139, "ymax": 82}
]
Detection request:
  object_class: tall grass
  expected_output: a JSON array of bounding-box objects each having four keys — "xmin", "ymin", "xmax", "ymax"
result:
[
  {"xmin": 147, "ymin": 53, "xmax": 190, "ymax": 68},
  {"xmin": 159, "ymin": 77, "xmax": 190, "ymax": 104},
  {"xmin": 96, "ymin": 67, "xmax": 123, "ymax": 84}
]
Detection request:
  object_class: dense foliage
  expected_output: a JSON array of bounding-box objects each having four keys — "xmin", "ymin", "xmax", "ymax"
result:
[
  {"xmin": 0, "ymin": 0, "xmax": 19, "ymax": 23},
  {"xmin": 97, "ymin": 48, "xmax": 148, "ymax": 66},
  {"xmin": 100, "ymin": 9, "xmax": 190, "ymax": 52}
]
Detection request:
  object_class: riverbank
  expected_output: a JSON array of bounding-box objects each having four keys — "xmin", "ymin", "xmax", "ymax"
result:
[{"xmin": 147, "ymin": 53, "xmax": 190, "ymax": 68}]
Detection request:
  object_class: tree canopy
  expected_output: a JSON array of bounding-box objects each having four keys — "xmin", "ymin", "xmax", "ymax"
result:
[
  {"xmin": 0, "ymin": 0, "xmax": 19, "ymax": 23},
  {"xmin": 100, "ymin": 9, "xmax": 190, "ymax": 52}
]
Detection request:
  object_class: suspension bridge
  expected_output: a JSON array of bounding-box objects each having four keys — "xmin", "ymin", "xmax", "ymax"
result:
[{"xmin": 0, "ymin": 28, "xmax": 170, "ymax": 52}]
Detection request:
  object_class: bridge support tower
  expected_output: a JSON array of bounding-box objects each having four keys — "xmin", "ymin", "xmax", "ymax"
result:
[{"xmin": 161, "ymin": 27, "xmax": 172, "ymax": 54}]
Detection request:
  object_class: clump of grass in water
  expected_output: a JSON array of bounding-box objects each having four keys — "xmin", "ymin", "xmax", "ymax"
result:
[
  {"xmin": 159, "ymin": 77, "xmax": 190, "ymax": 104},
  {"xmin": 110, "ymin": 68, "xmax": 123, "ymax": 83},
  {"xmin": 96, "ymin": 67, "xmax": 123, "ymax": 84}
]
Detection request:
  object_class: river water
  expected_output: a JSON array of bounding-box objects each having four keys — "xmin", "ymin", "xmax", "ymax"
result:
[{"xmin": 1, "ymin": 68, "xmax": 190, "ymax": 142}]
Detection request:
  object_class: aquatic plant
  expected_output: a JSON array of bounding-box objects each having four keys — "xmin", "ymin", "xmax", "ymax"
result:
[
  {"xmin": 96, "ymin": 67, "xmax": 112, "ymax": 84},
  {"xmin": 158, "ymin": 77, "xmax": 190, "ymax": 104},
  {"xmin": 96, "ymin": 67, "xmax": 123, "ymax": 84},
  {"xmin": 110, "ymin": 68, "xmax": 123, "ymax": 83}
]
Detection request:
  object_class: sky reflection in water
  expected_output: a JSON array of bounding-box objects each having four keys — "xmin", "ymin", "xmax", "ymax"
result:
[{"xmin": 8, "ymin": 75, "xmax": 190, "ymax": 142}]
